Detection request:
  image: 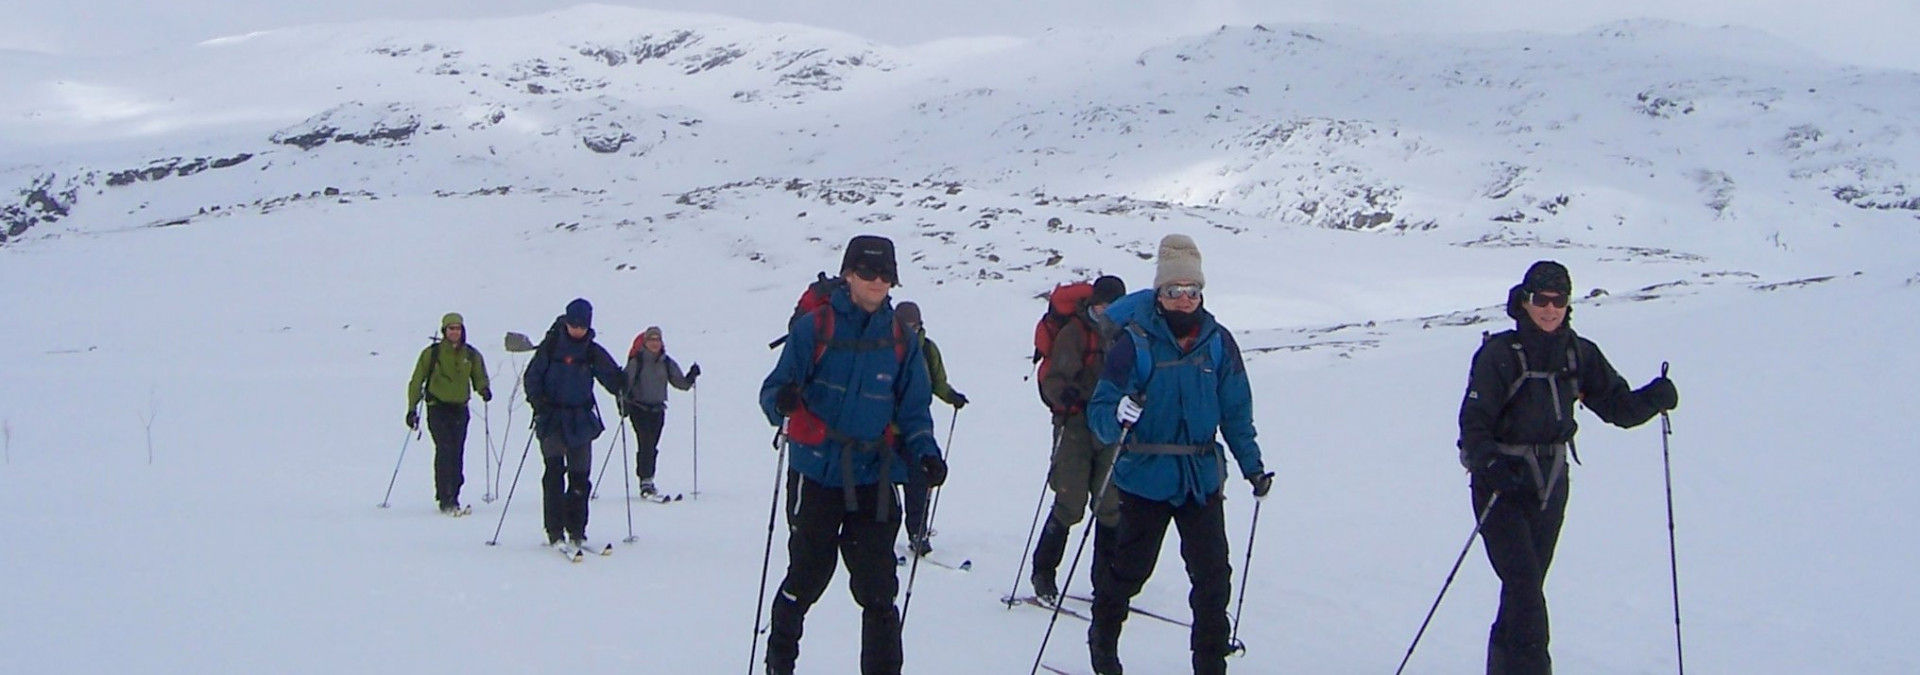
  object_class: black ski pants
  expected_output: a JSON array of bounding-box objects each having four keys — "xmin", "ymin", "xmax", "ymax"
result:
[
  {"xmin": 426, "ymin": 403, "xmax": 469, "ymax": 506},
  {"xmin": 1474, "ymin": 474, "xmax": 1570, "ymax": 675},
  {"xmin": 539, "ymin": 437, "xmax": 592, "ymax": 541},
  {"xmin": 623, "ymin": 403, "xmax": 666, "ymax": 482},
  {"xmin": 1091, "ymin": 488, "xmax": 1235, "ymax": 675},
  {"xmin": 765, "ymin": 471, "xmax": 903, "ymax": 675}
]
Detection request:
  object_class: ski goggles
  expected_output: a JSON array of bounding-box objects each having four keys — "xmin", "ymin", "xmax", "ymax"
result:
[
  {"xmin": 1528, "ymin": 291, "xmax": 1570, "ymax": 308},
  {"xmin": 1158, "ymin": 284, "xmax": 1203, "ymax": 300}
]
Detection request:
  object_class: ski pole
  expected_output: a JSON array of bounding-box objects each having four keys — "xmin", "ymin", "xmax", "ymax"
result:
[
  {"xmin": 1659, "ymin": 361, "xmax": 1686, "ymax": 675},
  {"xmin": 1029, "ymin": 424, "xmax": 1131, "ymax": 675},
  {"xmin": 901, "ymin": 513, "xmax": 928, "ymax": 629},
  {"xmin": 379, "ymin": 415, "xmax": 418, "ymax": 508},
  {"xmin": 589, "ymin": 416, "xmax": 622, "ymax": 500},
  {"xmin": 923, "ymin": 408, "xmax": 961, "ymax": 536},
  {"xmin": 620, "ymin": 408, "xmax": 637, "ymax": 544},
  {"xmin": 1002, "ymin": 424, "xmax": 1065, "ymax": 608},
  {"xmin": 903, "ymin": 409, "xmax": 963, "ymax": 627},
  {"xmin": 496, "ymin": 354, "xmax": 524, "ymax": 498},
  {"xmin": 1227, "ymin": 496, "xmax": 1265, "ymax": 654},
  {"xmin": 691, "ymin": 384, "xmax": 700, "ymax": 500},
  {"xmin": 485, "ymin": 423, "xmax": 539, "ymax": 547},
  {"xmin": 482, "ymin": 399, "xmax": 497, "ymax": 503},
  {"xmin": 748, "ymin": 427, "xmax": 788, "ymax": 675},
  {"xmin": 1395, "ymin": 491, "xmax": 1503, "ymax": 675}
]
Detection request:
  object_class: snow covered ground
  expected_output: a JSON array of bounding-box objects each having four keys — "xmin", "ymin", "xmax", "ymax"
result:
[{"xmin": 2, "ymin": 7, "xmax": 1917, "ymax": 674}]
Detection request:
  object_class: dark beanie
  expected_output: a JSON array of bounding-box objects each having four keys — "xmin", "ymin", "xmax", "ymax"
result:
[
  {"xmin": 564, "ymin": 298, "xmax": 593, "ymax": 329},
  {"xmin": 895, "ymin": 301, "xmax": 922, "ymax": 326},
  {"xmin": 1091, "ymin": 275, "xmax": 1126, "ymax": 305},
  {"xmin": 841, "ymin": 234, "xmax": 899, "ymax": 285},
  {"xmin": 1522, "ymin": 260, "xmax": 1572, "ymax": 294}
]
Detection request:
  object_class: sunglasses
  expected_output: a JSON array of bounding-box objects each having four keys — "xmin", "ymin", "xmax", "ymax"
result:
[
  {"xmin": 1158, "ymin": 284, "xmax": 1203, "ymax": 300},
  {"xmin": 1528, "ymin": 292, "xmax": 1570, "ymax": 308},
  {"xmin": 850, "ymin": 267, "xmax": 894, "ymax": 284}
]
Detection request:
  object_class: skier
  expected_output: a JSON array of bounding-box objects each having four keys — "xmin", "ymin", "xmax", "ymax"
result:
[
  {"xmin": 1456, "ymin": 260, "xmax": 1678, "ymax": 675},
  {"xmin": 894, "ymin": 301, "xmax": 968, "ymax": 556},
  {"xmin": 1086, "ymin": 235, "xmax": 1271, "ymax": 675},
  {"xmin": 524, "ymin": 298, "xmax": 624, "ymax": 548},
  {"xmin": 621, "ymin": 326, "xmax": 699, "ymax": 498},
  {"xmin": 1031, "ymin": 275, "xmax": 1127, "ymax": 602},
  {"xmin": 406, "ymin": 312, "xmax": 491, "ymax": 514},
  {"xmin": 759, "ymin": 234, "xmax": 945, "ymax": 675}
]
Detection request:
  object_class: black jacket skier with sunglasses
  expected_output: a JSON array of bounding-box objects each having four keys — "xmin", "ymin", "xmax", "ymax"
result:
[{"xmin": 1455, "ymin": 260, "xmax": 1679, "ymax": 675}]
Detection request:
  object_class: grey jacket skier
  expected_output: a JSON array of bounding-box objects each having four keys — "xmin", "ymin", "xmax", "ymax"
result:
[{"xmin": 621, "ymin": 326, "xmax": 699, "ymax": 496}]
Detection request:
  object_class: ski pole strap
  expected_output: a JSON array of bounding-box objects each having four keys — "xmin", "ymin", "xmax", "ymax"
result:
[
  {"xmin": 1495, "ymin": 442, "xmax": 1568, "ymax": 510},
  {"xmin": 1125, "ymin": 443, "xmax": 1212, "ymax": 455}
]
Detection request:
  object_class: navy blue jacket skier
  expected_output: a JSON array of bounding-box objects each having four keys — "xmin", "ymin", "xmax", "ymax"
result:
[
  {"xmin": 524, "ymin": 298, "xmax": 624, "ymax": 547},
  {"xmin": 757, "ymin": 235, "xmax": 945, "ymax": 675},
  {"xmin": 1457, "ymin": 260, "xmax": 1678, "ymax": 675},
  {"xmin": 1086, "ymin": 234, "xmax": 1271, "ymax": 675}
]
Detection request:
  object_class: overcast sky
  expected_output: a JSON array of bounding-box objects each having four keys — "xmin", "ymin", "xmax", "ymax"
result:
[{"xmin": 6, "ymin": 0, "xmax": 1917, "ymax": 72}]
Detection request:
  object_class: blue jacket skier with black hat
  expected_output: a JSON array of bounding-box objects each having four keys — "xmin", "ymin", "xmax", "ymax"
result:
[{"xmin": 757, "ymin": 234, "xmax": 944, "ymax": 675}]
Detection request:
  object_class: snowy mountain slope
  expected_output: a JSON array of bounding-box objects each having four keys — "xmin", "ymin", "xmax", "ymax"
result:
[
  {"xmin": 1, "ymin": 7, "xmax": 1918, "ymax": 675},
  {"xmin": 4, "ymin": 8, "xmax": 1918, "ymax": 271}
]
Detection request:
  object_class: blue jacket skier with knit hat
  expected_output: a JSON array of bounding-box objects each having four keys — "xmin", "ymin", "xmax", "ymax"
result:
[{"xmin": 1086, "ymin": 233, "xmax": 1272, "ymax": 675}]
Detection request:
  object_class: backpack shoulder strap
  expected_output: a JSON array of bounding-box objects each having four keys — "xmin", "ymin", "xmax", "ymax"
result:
[
  {"xmin": 1127, "ymin": 323, "xmax": 1153, "ymax": 386},
  {"xmin": 1503, "ymin": 337, "xmax": 1579, "ymax": 421},
  {"xmin": 419, "ymin": 340, "xmax": 444, "ymax": 403}
]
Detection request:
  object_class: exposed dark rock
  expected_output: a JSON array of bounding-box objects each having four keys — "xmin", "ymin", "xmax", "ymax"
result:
[
  {"xmin": 2, "ymin": 173, "xmax": 80, "ymax": 245},
  {"xmin": 105, "ymin": 153, "xmax": 254, "ymax": 186},
  {"xmin": 583, "ymin": 132, "xmax": 635, "ymax": 153},
  {"xmin": 271, "ymin": 102, "xmax": 422, "ymax": 149}
]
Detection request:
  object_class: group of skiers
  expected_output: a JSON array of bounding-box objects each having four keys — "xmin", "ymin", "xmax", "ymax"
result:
[
  {"xmin": 405, "ymin": 299, "xmax": 700, "ymax": 545},
  {"xmin": 402, "ymin": 232, "xmax": 1679, "ymax": 675}
]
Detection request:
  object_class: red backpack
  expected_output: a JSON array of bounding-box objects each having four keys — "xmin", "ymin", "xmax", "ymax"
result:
[
  {"xmin": 768, "ymin": 272, "xmax": 846, "ymax": 350},
  {"xmin": 1032, "ymin": 281, "xmax": 1102, "ymax": 413}
]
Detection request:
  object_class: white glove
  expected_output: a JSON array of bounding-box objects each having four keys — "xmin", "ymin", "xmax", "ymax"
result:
[{"xmin": 1116, "ymin": 397, "xmax": 1143, "ymax": 427}]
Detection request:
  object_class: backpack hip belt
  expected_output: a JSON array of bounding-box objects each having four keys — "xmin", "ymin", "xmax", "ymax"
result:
[
  {"xmin": 1496, "ymin": 442, "xmax": 1568, "ymax": 510},
  {"xmin": 823, "ymin": 427, "xmax": 895, "ymax": 520},
  {"xmin": 1126, "ymin": 443, "xmax": 1212, "ymax": 455}
]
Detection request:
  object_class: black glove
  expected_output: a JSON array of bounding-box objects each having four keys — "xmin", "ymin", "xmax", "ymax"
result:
[
  {"xmin": 1638, "ymin": 376, "xmax": 1678, "ymax": 412},
  {"xmin": 949, "ymin": 391, "xmax": 969, "ymax": 410},
  {"xmin": 1249, "ymin": 471, "xmax": 1275, "ymax": 498},
  {"xmin": 405, "ymin": 409, "xmax": 420, "ymax": 430},
  {"xmin": 478, "ymin": 388, "xmax": 492, "ymax": 402},
  {"xmin": 1056, "ymin": 387, "xmax": 1082, "ymax": 410},
  {"xmin": 686, "ymin": 363, "xmax": 701, "ymax": 385},
  {"xmin": 920, "ymin": 453, "xmax": 949, "ymax": 488},
  {"xmin": 1472, "ymin": 455, "xmax": 1532, "ymax": 495},
  {"xmin": 774, "ymin": 384, "xmax": 802, "ymax": 416}
]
